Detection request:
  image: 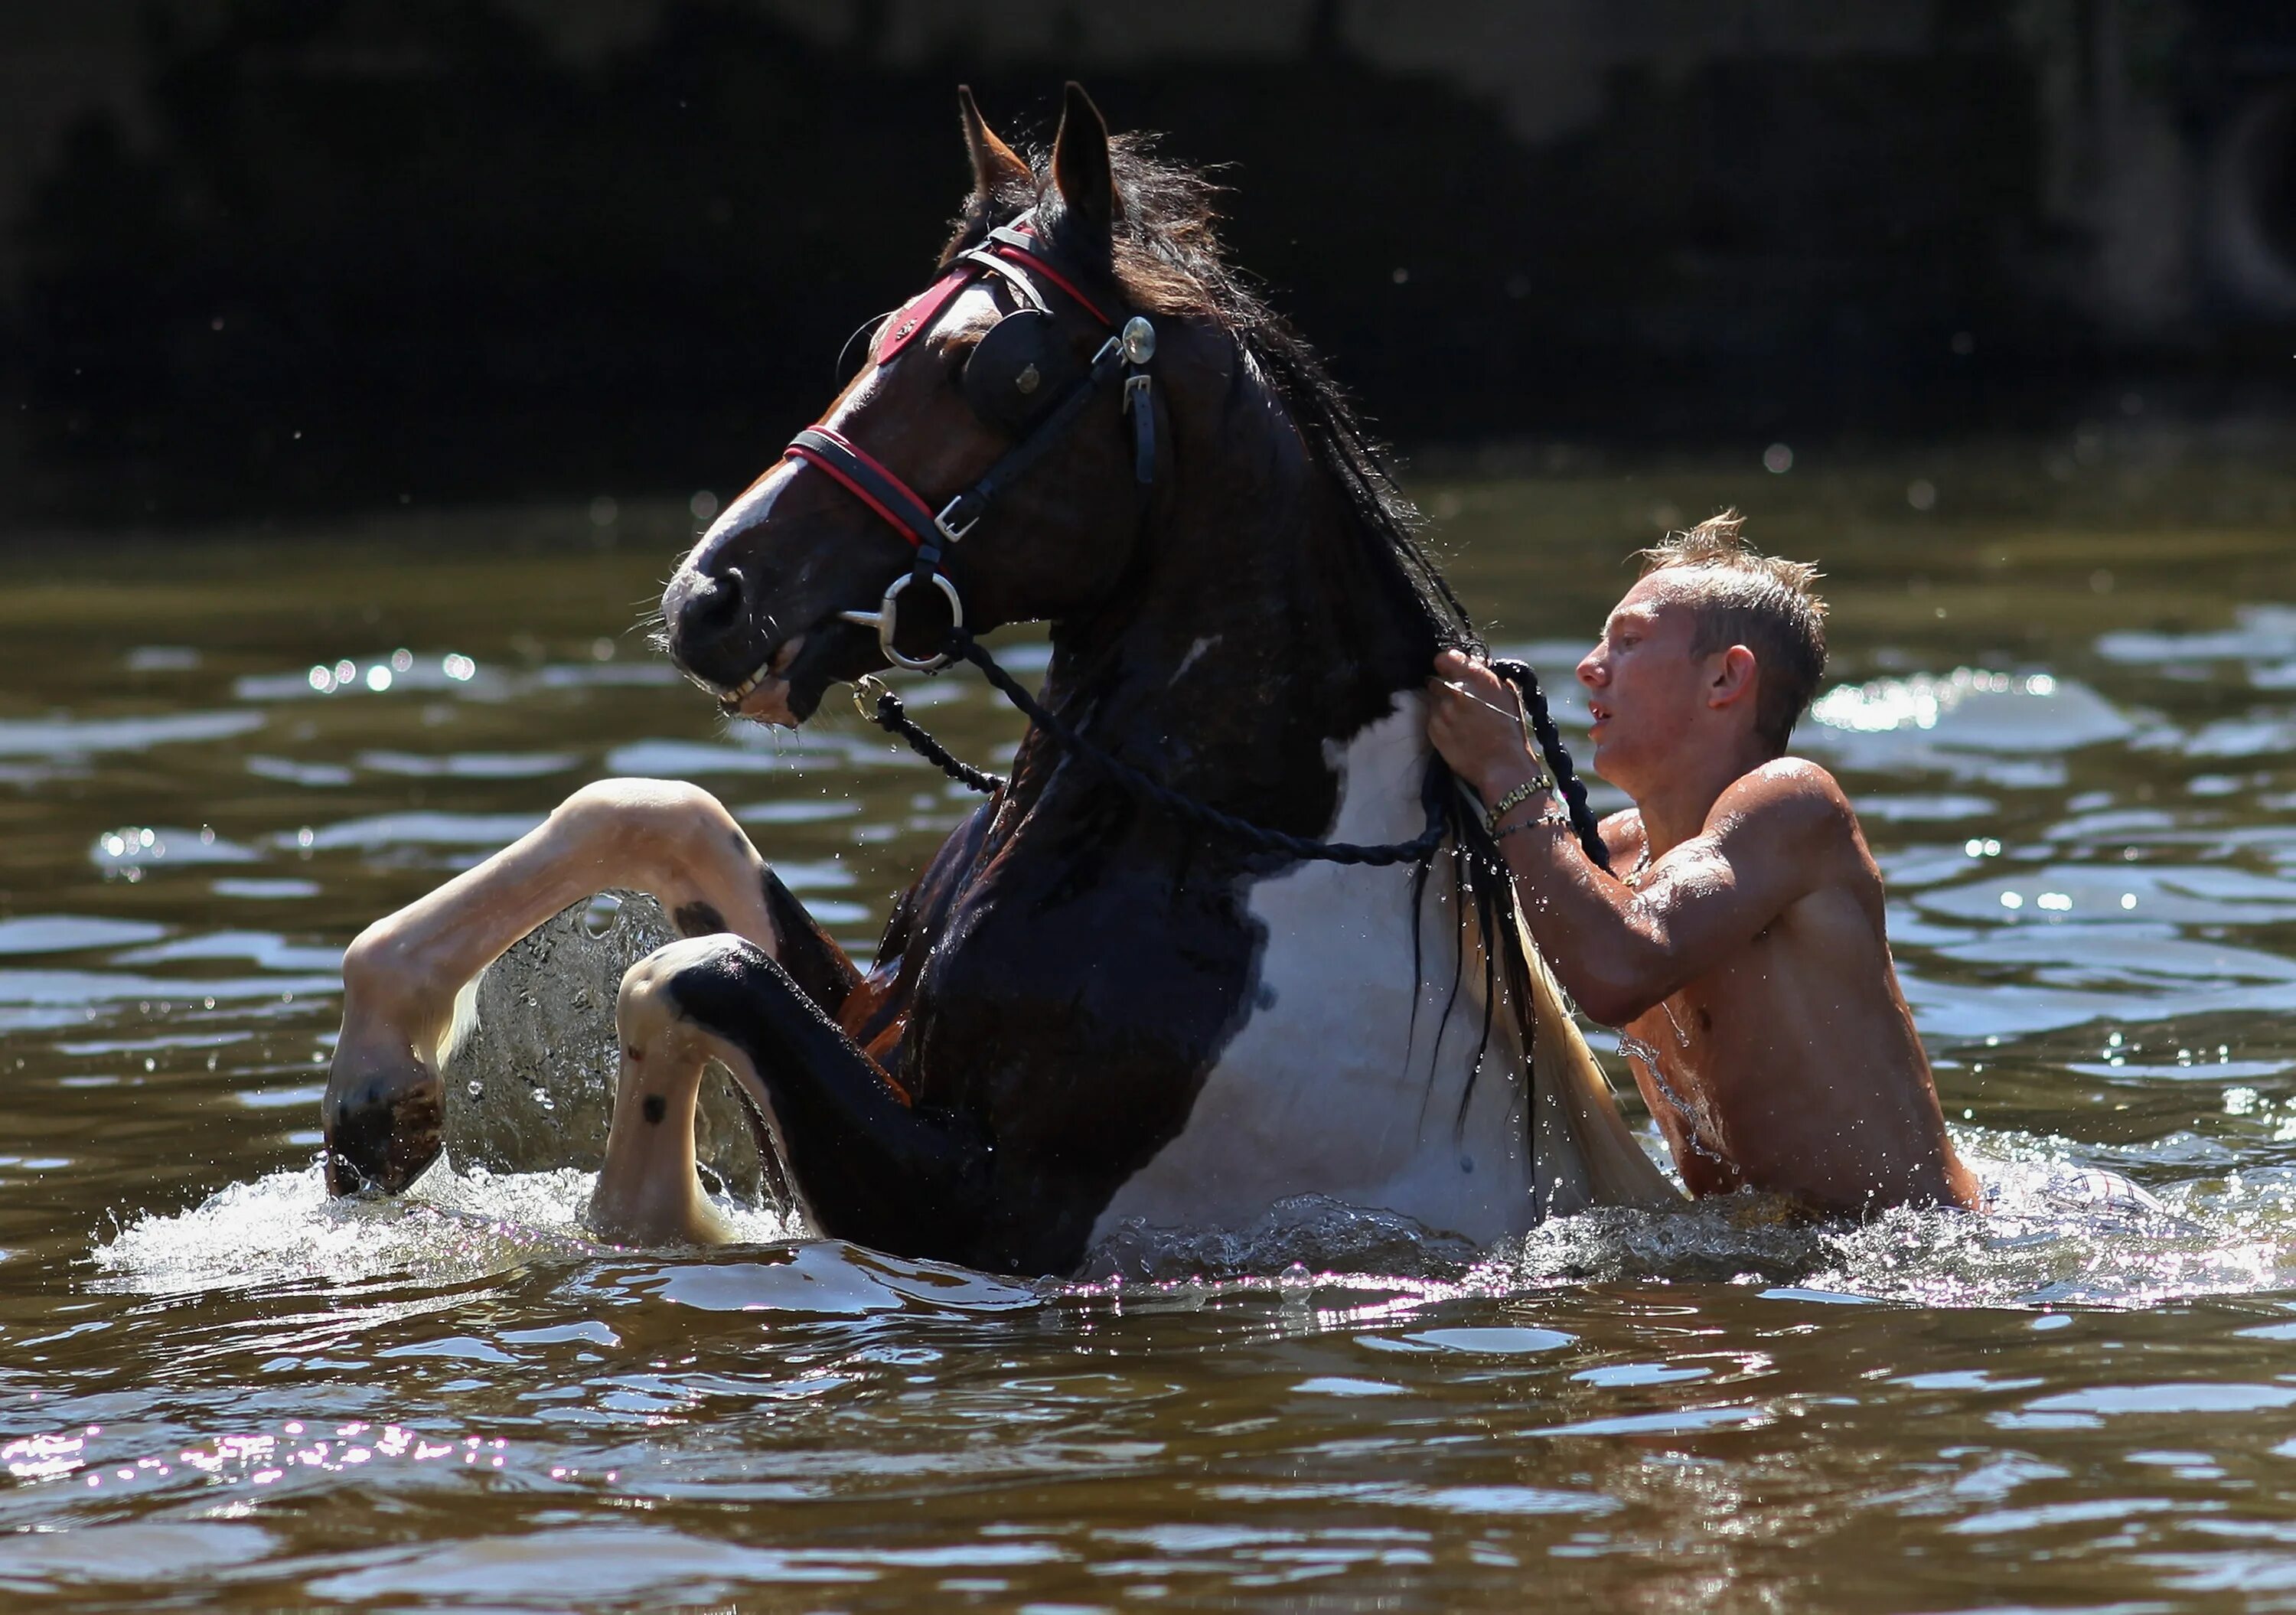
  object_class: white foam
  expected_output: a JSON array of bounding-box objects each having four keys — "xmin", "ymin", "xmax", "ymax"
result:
[
  {"xmin": 92, "ymin": 1159, "xmax": 797, "ymax": 1296},
  {"xmin": 1079, "ymin": 1131, "xmax": 2296, "ymax": 1312}
]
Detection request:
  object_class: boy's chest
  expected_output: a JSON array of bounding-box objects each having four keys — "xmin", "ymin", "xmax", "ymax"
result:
[{"xmin": 1616, "ymin": 925, "xmax": 1798, "ymax": 1150}]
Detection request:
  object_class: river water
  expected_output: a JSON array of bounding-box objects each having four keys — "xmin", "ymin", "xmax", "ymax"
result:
[{"xmin": 6, "ymin": 446, "xmax": 2296, "ymax": 1610}]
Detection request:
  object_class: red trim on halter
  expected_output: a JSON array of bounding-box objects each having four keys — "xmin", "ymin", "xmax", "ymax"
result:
[
  {"xmin": 870, "ymin": 225, "xmax": 1115, "ymax": 367},
  {"xmin": 990, "ymin": 239, "xmax": 1113, "ymax": 327},
  {"xmin": 784, "ymin": 426, "xmax": 938, "ymax": 548},
  {"xmin": 872, "ymin": 268, "xmax": 973, "ymax": 365}
]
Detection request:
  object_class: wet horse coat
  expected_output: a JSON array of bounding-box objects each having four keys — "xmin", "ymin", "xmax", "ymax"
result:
[{"xmin": 322, "ymin": 85, "xmax": 1678, "ymax": 1275}]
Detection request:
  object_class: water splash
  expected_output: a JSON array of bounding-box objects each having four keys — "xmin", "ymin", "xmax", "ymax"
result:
[
  {"xmin": 90, "ymin": 1160, "xmax": 795, "ymax": 1297},
  {"xmin": 1074, "ymin": 1133, "xmax": 2296, "ymax": 1312},
  {"xmin": 1479, "ymin": 1138, "xmax": 2296, "ymax": 1309},
  {"xmin": 1081, "ymin": 1194, "xmax": 1483, "ymax": 1286}
]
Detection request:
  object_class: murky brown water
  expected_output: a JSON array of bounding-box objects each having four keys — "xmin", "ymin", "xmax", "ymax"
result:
[{"xmin": 8, "ymin": 442, "xmax": 2296, "ymax": 1610}]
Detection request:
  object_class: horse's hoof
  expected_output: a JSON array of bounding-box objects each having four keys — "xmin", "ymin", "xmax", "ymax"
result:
[{"xmin": 323, "ymin": 1065, "xmax": 444, "ymax": 1195}]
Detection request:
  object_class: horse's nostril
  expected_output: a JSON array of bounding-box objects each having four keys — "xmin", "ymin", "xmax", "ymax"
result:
[{"xmin": 680, "ymin": 567, "xmax": 746, "ymax": 638}]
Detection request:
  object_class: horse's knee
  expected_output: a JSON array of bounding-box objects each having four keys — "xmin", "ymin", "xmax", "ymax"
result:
[
  {"xmin": 341, "ymin": 914, "xmax": 439, "ymax": 1015},
  {"xmin": 556, "ymin": 778, "xmax": 746, "ymax": 869},
  {"xmin": 618, "ymin": 935, "xmax": 768, "ymax": 1033}
]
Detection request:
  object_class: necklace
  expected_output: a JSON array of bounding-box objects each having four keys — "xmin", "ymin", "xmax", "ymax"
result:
[
  {"xmin": 1626, "ymin": 840, "xmax": 1653, "ymax": 889},
  {"xmin": 1618, "ymin": 1029, "xmax": 1727, "ymax": 1165},
  {"xmin": 1614, "ymin": 836, "xmax": 1727, "ymax": 1163}
]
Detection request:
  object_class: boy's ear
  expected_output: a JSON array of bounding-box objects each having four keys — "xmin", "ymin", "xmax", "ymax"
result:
[{"xmin": 1707, "ymin": 645, "xmax": 1760, "ymax": 711}]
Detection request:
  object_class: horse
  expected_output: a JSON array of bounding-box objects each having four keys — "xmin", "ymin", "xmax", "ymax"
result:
[{"xmin": 321, "ymin": 83, "xmax": 1680, "ymax": 1276}]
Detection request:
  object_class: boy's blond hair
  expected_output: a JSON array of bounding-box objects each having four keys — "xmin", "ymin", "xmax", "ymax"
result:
[{"xmin": 1636, "ymin": 511, "xmax": 1828, "ymax": 752}]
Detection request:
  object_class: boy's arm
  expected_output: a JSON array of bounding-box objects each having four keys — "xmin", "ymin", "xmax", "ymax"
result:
[{"xmin": 1489, "ymin": 762, "xmax": 1848, "ymax": 1024}]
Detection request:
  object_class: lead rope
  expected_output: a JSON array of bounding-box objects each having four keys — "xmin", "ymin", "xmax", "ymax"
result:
[
  {"xmin": 1487, "ymin": 657, "xmax": 1611, "ymax": 874},
  {"xmin": 855, "ymin": 635, "xmax": 1610, "ymax": 872}
]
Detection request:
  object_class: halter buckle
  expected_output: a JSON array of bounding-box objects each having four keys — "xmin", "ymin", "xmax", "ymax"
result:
[
  {"xmin": 934, "ymin": 497, "xmax": 980, "ymax": 546},
  {"xmin": 837, "ymin": 570, "xmax": 966, "ymax": 673}
]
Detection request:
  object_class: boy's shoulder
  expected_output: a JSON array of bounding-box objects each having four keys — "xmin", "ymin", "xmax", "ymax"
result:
[
  {"xmin": 1712, "ymin": 756, "xmax": 1862, "ymax": 849},
  {"xmin": 1596, "ymin": 805, "xmax": 1645, "ymax": 870}
]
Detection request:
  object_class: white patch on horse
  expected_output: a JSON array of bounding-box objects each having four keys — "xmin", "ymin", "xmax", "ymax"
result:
[
  {"xmin": 1090, "ymin": 693, "xmax": 1538, "ymax": 1248},
  {"xmin": 1169, "ymin": 635, "xmax": 1221, "ymax": 687},
  {"xmin": 704, "ymin": 466, "xmax": 788, "ymax": 548}
]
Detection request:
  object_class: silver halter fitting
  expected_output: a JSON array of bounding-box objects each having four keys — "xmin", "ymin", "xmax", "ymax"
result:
[{"xmin": 838, "ymin": 571, "xmax": 967, "ymax": 673}]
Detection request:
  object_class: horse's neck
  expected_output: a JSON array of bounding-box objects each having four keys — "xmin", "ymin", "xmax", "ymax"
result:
[{"xmin": 1019, "ymin": 390, "xmax": 1437, "ymax": 834}]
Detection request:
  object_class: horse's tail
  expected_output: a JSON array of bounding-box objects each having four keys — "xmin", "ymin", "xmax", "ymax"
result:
[{"xmin": 1450, "ymin": 781, "xmax": 1684, "ymax": 1215}]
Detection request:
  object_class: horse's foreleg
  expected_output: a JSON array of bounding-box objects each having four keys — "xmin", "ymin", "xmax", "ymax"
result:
[
  {"xmin": 325, "ymin": 778, "xmax": 857, "ymax": 1194},
  {"xmin": 590, "ymin": 935, "xmax": 987, "ymax": 1259}
]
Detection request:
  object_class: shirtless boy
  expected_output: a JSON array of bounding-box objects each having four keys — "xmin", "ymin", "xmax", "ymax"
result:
[{"xmin": 1427, "ymin": 512, "xmax": 1981, "ymax": 1215}]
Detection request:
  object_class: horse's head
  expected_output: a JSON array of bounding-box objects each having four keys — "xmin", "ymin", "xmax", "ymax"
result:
[{"xmin": 662, "ymin": 84, "xmax": 1159, "ymax": 724}]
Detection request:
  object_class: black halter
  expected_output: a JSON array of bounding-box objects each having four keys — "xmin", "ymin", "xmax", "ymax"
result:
[
  {"xmin": 773, "ymin": 220, "xmax": 1614, "ymax": 873},
  {"xmin": 780, "ymin": 220, "xmax": 1157, "ymax": 671}
]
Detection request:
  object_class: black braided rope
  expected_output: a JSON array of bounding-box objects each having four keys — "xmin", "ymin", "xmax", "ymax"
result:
[
  {"xmin": 863, "ymin": 683, "xmax": 1008, "ymax": 794},
  {"xmin": 947, "ymin": 631, "xmax": 1446, "ymax": 866},
  {"xmin": 1488, "ymin": 657, "xmax": 1613, "ymax": 873},
  {"xmin": 859, "ymin": 635, "xmax": 1608, "ymax": 873}
]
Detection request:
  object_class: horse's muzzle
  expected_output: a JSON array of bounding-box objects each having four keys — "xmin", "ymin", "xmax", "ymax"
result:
[
  {"xmin": 322, "ymin": 1061, "xmax": 444, "ymax": 1195},
  {"xmin": 662, "ymin": 561, "xmax": 763, "ymax": 692}
]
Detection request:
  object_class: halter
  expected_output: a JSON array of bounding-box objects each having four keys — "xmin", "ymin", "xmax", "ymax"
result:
[
  {"xmin": 768, "ymin": 224, "xmax": 1616, "ymax": 874},
  {"xmin": 781, "ymin": 220, "xmax": 1159, "ymax": 672}
]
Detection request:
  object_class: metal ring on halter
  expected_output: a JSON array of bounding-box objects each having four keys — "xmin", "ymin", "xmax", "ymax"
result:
[
  {"xmin": 851, "ymin": 674, "xmax": 892, "ymax": 719},
  {"xmin": 838, "ymin": 571, "xmax": 966, "ymax": 672}
]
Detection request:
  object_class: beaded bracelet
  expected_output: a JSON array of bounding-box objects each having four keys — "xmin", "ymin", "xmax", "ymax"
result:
[
  {"xmin": 1493, "ymin": 803, "xmax": 1574, "ymax": 842},
  {"xmin": 1483, "ymin": 772, "xmax": 1554, "ymax": 837}
]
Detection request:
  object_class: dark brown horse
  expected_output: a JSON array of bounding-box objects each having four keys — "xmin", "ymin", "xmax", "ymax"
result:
[{"xmin": 322, "ymin": 85, "xmax": 1677, "ymax": 1275}]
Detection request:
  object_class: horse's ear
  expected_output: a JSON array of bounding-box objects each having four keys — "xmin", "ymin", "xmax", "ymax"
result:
[
  {"xmin": 958, "ymin": 85, "xmax": 1029, "ymax": 201},
  {"xmin": 1049, "ymin": 81, "xmax": 1117, "ymax": 256}
]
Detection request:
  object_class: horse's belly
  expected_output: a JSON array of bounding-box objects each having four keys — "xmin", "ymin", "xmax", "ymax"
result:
[{"xmin": 1088, "ymin": 701, "xmax": 1538, "ymax": 1249}]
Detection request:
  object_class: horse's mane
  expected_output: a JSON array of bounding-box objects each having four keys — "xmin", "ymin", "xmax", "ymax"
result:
[{"xmin": 950, "ymin": 135, "xmax": 1479, "ymax": 650}]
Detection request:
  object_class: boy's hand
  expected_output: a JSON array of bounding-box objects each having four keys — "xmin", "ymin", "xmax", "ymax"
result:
[{"xmin": 1426, "ymin": 649, "xmax": 1544, "ymax": 808}]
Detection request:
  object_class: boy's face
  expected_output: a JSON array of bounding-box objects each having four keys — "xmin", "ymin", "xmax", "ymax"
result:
[{"xmin": 1576, "ymin": 573, "xmax": 1724, "ymax": 793}]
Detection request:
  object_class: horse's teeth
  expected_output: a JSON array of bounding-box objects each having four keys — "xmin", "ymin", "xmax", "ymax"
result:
[{"xmin": 722, "ymin": 661, "xmax": 772, "ymax": 704}]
